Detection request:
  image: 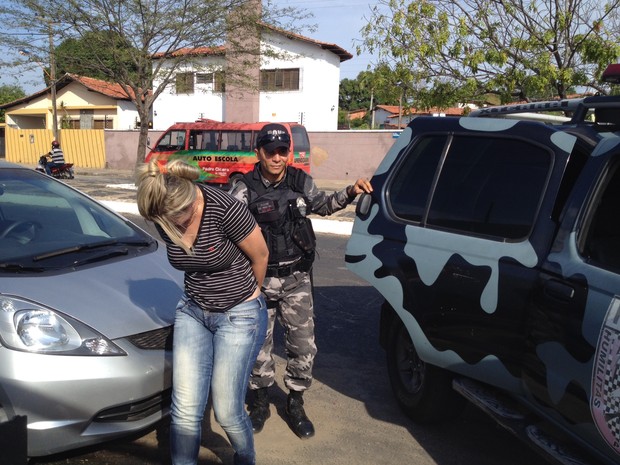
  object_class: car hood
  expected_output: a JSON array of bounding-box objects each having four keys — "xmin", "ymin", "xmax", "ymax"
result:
[{"xmin": 0, "ymin": 247, "xmax": 184, "ymax": 340}]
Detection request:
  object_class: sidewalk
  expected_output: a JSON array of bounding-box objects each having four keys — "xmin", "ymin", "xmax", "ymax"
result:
[{"xmin": 70, "ymin": 167, "xmax": 358, "ymax": 235}]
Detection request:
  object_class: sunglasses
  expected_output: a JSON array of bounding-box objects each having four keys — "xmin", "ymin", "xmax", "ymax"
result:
[
  {"xmin": 174, "ymin": 204, "xmax": 197, "ymax": 231},
  {"xmin": 257, "ymin": 132, "xmax": 291, "ymax": 148}
]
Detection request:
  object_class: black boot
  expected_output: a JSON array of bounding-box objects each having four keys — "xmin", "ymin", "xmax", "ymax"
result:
[
  {"xmin": 286, "ymin": 390, "xmax": 315, "ymax": 439},
  {"xmin": 248, "ymin": 387, "xmax": 270, "ymax": 433}
]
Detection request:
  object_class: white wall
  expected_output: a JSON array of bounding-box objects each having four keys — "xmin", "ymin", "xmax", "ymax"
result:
[
  {"xmin": 117, "ymin": 100, "xmax": 141, "ymax": 130},
  {"xmin": 152, "ymin": 58, "xmax": 226, "ymax": 130},
  {"xmin": 258, "ymin": 32, "xmax": 340, "ymax": 131}
]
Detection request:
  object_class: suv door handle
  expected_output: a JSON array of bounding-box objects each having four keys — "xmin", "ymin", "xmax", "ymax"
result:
[
  {"xmin": 543, "ymin": 280, "xmax": 575, "ymax": 300},
  {"xmin": 356, "ymin": 193, "xmax": 372, "ymax": 216}
]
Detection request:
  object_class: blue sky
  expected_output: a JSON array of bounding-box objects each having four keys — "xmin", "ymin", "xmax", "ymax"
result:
[
  {"xmin": 275, "ymin": 0, "xmax": 380, "ymax": 81},
  {"xmin": 4, "ymin": 1, "xmax": 381, "ymax": 94}
]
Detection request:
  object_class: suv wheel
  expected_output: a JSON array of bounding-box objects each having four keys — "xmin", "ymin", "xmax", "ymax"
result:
[{"xmin": 387, "ymin": 316, "xmax": 465, "ymax": 424}]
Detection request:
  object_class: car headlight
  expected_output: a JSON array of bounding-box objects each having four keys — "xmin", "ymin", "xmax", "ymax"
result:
[{"xmin": 0, "ymin": 296, "xmax": 125, "ymax": 355}]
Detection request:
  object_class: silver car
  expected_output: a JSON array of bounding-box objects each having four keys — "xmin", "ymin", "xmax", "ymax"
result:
[{"xmin": 0, "ymin": 161, "xmax": 183, "ymax": 457}]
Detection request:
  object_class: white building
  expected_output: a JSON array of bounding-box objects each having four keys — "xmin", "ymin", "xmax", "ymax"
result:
[{"xmin": 151, "ymin": 24, "xmax": 352, "ymax": 131}]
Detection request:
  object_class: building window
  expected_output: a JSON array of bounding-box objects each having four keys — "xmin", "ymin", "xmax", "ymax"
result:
[
  {"xmin": 260, "ymin": 68, "xmax": 300, "ymax": 91},
  {"xmin": 94, "ymin": 119, "xmax": 113, "ymax": 129},
  {"xmin": 196, "ymin": 72, "xmax": 226, "ymax": 93},
  {"xmin": 176, "ymin": 72, "xmax": 195, "ymax": 94},
  {"xmin": 196, "ymin": 73, "xmax": 211, "ymax": 85}
]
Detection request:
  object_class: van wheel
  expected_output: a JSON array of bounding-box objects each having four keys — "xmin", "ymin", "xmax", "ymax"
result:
[
  {"xmin": 386, "ymin": 317, "xmax": 466, "ymax": 424},
  {"xmin": 229, "ymin": 173, "xmax": 244, "ymax": 189}
]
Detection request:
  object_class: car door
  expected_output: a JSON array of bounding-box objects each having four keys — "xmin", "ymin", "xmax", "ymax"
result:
[
  {"xmin": 346, "ymin": 116, "xmax": 576, "ymax": 391},
  {"xmin": 523, "ymin": 147, "xmax": 620, "ymax": 462}
]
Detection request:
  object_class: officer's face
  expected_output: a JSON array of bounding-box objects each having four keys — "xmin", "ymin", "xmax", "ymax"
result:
[{"xmin": 256, "ymin": 146, "xmax": 290, "ymax": 182}]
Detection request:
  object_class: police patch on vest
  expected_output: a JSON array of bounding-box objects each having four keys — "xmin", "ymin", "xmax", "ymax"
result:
[
  {"xmin": 256, "ymin": 200, "xmax": 276, "ymax": 215},
  {"xmin": 252, "ymin": 199, "xmax": 280, "ymax": 223}
]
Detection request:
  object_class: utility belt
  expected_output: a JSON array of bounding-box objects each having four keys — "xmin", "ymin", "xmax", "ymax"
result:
[{"xmin": 265, "ymin": 255, "xmax": 314, "ymax": 278}]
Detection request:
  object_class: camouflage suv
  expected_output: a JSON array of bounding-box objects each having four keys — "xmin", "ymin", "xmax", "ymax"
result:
[{"xmin": 346, "ymin": 73, "xmax": 620, "ymax": 465}]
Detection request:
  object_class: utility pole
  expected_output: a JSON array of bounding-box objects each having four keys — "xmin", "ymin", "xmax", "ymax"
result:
[
  {"xmin": 47, "ymin": 19, "xmax": 59, "ymax": 141},
  {"xmin": 17, "ymin": 17, "xmax": 59, "ymax": 140},
  {"xmin": 369, "ymin": 89, "xmax": 374, "ymax": 129}
]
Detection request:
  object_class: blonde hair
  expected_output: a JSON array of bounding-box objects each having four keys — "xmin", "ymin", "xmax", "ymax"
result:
[{"xmin": 136, "ymin": 159, "xmax": 201, "ymax": 254}]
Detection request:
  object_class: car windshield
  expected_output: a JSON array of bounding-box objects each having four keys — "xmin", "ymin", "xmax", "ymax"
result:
[{"xmin": 0, "ymin": 168, "xmax": 154, "ymax": 269}]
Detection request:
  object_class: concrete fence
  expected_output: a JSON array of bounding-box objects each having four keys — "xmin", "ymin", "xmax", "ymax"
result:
[{"xmin": 4, "ymin": 127, "xmax": 400, "ymax": 180}]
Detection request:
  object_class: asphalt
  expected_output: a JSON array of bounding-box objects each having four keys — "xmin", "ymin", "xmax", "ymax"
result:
[{"xmin": 65, "ymin": 167, "xmax": 359, "ymax": 236}]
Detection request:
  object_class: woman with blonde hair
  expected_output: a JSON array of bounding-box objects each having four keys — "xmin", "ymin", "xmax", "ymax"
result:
[{"xmin": 136, "ymin": 159, "xmax": 269, "ymax": 465}]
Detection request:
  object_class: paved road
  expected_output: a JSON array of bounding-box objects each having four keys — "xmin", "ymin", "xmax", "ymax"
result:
[{"xmin": 28, "ymin": 171, "xmax": 550, "ymax": 465}]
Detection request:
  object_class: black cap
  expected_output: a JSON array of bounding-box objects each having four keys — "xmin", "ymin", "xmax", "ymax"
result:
[{"xmin": 256, "ymin": 123, "xmax": 291, "ymax": 152}]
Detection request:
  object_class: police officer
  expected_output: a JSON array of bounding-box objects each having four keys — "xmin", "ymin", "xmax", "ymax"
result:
[{"xmin": 230, "ymin": 123, "xmax": 372, "ymax": 439}]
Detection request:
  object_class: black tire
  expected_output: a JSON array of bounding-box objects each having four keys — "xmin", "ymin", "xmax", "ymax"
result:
[
  {"xmin": 386, "ymin": 316, "xmax": 466, "ymax": 424},
  {"xmin": 228, "ymin": 173, "xmax": 244, "ymax": 189}
]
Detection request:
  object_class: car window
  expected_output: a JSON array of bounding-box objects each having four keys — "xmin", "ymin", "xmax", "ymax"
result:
[
  {"xmin": 389, "ymin": 134, "xmax": 552, "ymax": 240},
  {"xmin": 582, "ymin": 161, "xmax": 620, "ymax": 271},
  {"xmin": 427, "ymin": 135, "xmax": 551, "ymax": 240},
  {"xmin": 0, "ymin": 168, "xmax": 148, "ymax": 263},
  {"xmin": 291, "ymin": 125, "xmax": 310, "ymax": 152},
  {"xmin": 388, "ymin": 135, "xmax": 446, "ymax": 222},
  {"xmin": 193, "ymin": 130, "xmax": 219, "ymax": 151},
  {"xmin": 220, "ymin": 131, "xmax": 252, "ymax": 152},
  {"xmin": 156, "ymin": 130, "xmax": 186, "ymax": 152}
]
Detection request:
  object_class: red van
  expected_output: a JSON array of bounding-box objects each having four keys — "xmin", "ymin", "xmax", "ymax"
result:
[{"xmin": 146, "ymin": 119, "xmax": 311, "ymax": 184}]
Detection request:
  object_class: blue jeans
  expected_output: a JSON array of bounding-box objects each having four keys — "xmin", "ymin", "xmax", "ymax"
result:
[
  {"xmin": 45, "ymin": 162, "xmax": 61, "ymax": 175},
  {"xmin": 170, "ymin": 294, "xmax": 267, "ymax": 465}
]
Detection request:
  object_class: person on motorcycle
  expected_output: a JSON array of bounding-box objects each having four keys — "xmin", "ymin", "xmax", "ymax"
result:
[{"xmin": 45, "ymin": 140, "xmax": 66, "ymax": 176}]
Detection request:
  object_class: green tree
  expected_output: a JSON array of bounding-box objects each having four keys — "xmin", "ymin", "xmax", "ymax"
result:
[
  {"xmin": 54, "ymin": 31, "xmax": 141, "ymax": 83},
  {"xmin": 339, "ymin": 76, "xmax": 371, "ymax": 112},
  {"xmin": 0, "ymin": 85, "xmax": 26, "ymax": 122},
  {"xmin": 339, "ymin": 68, "xmax": 402, "ymax": 112},
  {"xmin": 359, "ymin": 0, "xmax": 620, "ymax": 107},
  {"xmin": 0, "ymin": 0, "xmax": 306, "ymax": 166}
]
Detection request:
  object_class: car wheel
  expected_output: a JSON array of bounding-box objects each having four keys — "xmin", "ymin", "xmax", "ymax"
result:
[{"xmin": 386, "ymin": 316, "xmax": 466, "ymax": 424}]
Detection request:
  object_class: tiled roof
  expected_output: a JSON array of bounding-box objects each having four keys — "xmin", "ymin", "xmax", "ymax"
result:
[
  {"xmin": 373, "ymin": 105, "xmax": 466, "ymax": 118},
  {"xmin": 65, "ymin": 74, "xmax": 133, "ymax": 100},
  {"xmin": 375, "ymin": 105, "xmax": 401, "ymax": 114},
  {"xmin": 260, "ymin": 23, "xmax": 352, "ymax": 62},
  {"xmin": 0, "ymin": 73, "xmax": 135, "ymax": 109},
  {"xmin": 151, "ymin": 45, "xmax": 226, "ymax": 59},
  {"xmin": 152, "ymin": 23, "xmax": 352, "ymax": 63},
  {"xmin": 348, "ymin": 109, "xmax": 367, "ymax": 120}
]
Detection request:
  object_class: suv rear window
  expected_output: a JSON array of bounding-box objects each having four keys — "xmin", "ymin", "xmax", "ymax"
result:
[{"xmin": 389, "ymin": 134, "xmax": 552, "ymax": 240}]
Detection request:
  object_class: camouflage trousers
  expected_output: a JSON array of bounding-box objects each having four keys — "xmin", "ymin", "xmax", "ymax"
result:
[{"xmin": 249, "ymin": 269, "xmax": 317, "ymax": 392}]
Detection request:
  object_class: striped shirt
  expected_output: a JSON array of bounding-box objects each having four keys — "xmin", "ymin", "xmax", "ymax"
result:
[
  {"xmin": 50, "ymin": 148, "xmax": 65, "ymax": 164},
  {"xmin": 158, "ymin": 184, "xmax": 258, "ymax": 312}
]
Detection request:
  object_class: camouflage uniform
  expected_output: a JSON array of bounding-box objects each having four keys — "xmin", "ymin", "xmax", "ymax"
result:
[
  {"xmin": 230, "ymin": 164, "xmax": 353, "ymax": 392},
  {"xmin": 250, "ymin": 271, "xmax": 315, "ymax": 390}
]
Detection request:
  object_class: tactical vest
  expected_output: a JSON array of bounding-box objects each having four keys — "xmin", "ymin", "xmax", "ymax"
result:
[{"xmin": 242, "ymin": 166, "xmax": 316, "ymax": 266}]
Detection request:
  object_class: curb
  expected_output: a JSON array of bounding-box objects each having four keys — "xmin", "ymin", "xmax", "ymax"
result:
[{"xmin": 101, "ymin": 200, "xmax": 354, "ymax": 237}]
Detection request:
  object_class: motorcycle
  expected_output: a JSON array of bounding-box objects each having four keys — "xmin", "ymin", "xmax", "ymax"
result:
[{"xmin": 36, "ymin": 155, "xmax": 75, "ymax": 179}]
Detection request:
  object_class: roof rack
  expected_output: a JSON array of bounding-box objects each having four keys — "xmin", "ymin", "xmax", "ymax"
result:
[
  {"xmin": 469, "ymin": 98, "xmax": 584, "ymax": 118},
  {"xmin": 469, "ymin": 64, "xmax": 620, "ymax": 124}
]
